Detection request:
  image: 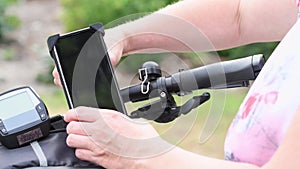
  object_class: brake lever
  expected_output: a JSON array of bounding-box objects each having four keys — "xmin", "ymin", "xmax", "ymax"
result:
[
  {"xmin": 179, "ymin": 92, "xmax": 210, "ymax": 115},
  {"xmin": 154, "ymin": 92, "xmax": 210, "ymax": 123},
  {"xmin": 129, "ymin": 99, "xmax": 167, "ymax": 121},
  {"xmin": 129, "ymin": 92, "xmax": 210, "ymax": 123}
]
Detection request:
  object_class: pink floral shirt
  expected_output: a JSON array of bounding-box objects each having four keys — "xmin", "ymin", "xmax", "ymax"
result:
[{"xmin": 224, "ymin": 4, "xmax": 300, "ymax": 167}]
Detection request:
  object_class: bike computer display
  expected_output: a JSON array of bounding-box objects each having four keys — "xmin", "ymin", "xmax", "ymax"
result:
[{"xmin": 0, "ymin": 86, "xmax": 50, "ymax": 149}]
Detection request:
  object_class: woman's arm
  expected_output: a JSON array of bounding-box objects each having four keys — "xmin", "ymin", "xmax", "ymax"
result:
[
  {"xmin": 105, "ymin": 0, "xmax": 298, "ymax": 63},
  {"xmin": 140, "ymin": 146, "xmax": 260, "ymax": 169},
  {"xmin": 144, "ymin": 107, "xmax": 300, "ymax": 169},
  {"xmin": 53, "ymin": 0, "xmax": 298, "ymax": 82}
]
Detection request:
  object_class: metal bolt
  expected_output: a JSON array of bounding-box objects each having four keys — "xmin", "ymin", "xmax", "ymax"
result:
[
  {"xmin": 1, "ymin": 128, "xmax": 7, "ymax": 133},
  {"xmin": 160, "ymin": 92, "xmax": 166, "ymax": 98}
]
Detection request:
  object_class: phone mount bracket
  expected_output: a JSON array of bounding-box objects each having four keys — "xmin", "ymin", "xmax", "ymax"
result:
[{"xmin": 47, "ymin": 23, "xmax": 105, "ymax": 54}]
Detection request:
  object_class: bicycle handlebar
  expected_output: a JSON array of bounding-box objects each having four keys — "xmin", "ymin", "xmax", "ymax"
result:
[{"xmin": 121, "ymin": 54, "xmax": 265, "ymax": 103}]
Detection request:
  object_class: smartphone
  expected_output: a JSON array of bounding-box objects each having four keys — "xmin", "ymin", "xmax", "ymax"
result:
[{"xmin": 47, "ymin": 23, "xmax": 126, "ymax": 114}]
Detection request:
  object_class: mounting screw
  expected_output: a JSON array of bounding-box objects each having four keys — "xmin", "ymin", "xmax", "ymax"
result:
[
  {"xmin": 160, "ymin": 92, "xmax": 166, "ymax": 98},
  {"xmin": 1, "ymin": 128, "xmax": 7, "ymax": 133}
]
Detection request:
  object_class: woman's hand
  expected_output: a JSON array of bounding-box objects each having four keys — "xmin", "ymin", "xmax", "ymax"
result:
[
  {"xmin": 64, "ymin": 107, "xmax": 170, "ymax": 169},
  {"xmin": 103, "ymin": 28, "xmax": 128, "ymax": 66},
  {"xmin": 52, "ymin": 67, "xmax": 62, "ymax": 88}
]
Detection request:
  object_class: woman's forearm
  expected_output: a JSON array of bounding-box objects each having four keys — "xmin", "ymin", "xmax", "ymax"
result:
[
  {"xmin": 141, "ymin": 105, "xmax": 300, "ymax": 169},
  {"xmin": 140, "ymin": 146, "xmax": 260, "ymax": 169},
  {"xmin": 108, "ymin": 0, "xmax": 297, "ymax": 55}
]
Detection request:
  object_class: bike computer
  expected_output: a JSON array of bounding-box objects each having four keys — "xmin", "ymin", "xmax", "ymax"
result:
[{"xmin": 0, "ymin": 86, "xmax": 50, "ymax": 149}]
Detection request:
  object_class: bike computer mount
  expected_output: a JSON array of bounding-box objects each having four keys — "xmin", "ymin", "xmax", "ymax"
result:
[{"xmin": 0, "ymin": 86, "xmax": 50, "ymax": 149}]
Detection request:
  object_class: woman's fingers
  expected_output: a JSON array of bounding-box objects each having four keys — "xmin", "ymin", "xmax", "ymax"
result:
[
  {"xmin": 67, "ymin": 133, "xmax": 100, "ymax": 150},
  {"xmin": 52, "ymin": 67, "xmax": 63, "ymax": 87},
  {"xmin": 64, "ymin": 107, "xmax": 102, "ymax": 123},
  {"xmin": 66, "ymin": 121, "xmax": 89, "ymax": 136},
  {"xmin": 67, "ymin": 133, "xmax": 107, "ymax": 165}
]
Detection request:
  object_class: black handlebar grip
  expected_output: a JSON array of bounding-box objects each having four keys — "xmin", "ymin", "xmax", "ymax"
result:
[
  {"xmin": 167, "ymin": 54, "xmax": 264, "ymax": 93},
  {"xmin": 120, "ymin": 54, "xmax": 265, "ymax": 103}
]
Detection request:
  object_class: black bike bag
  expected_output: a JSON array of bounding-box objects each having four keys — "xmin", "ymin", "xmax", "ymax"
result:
[{"xmin": 0, "ymin": 115, "xmax": 104, "ymax": 169}]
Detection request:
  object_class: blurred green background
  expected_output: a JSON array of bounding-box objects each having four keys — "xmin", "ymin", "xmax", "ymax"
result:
[{"xmin": 0, "ymin": 0, "xmax": 279, "ymax": 159}]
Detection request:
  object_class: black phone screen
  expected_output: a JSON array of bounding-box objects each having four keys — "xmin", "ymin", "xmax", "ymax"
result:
[{"xmin": 53, "ymin": 28, "xmax": 126, "ymax": 114}]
